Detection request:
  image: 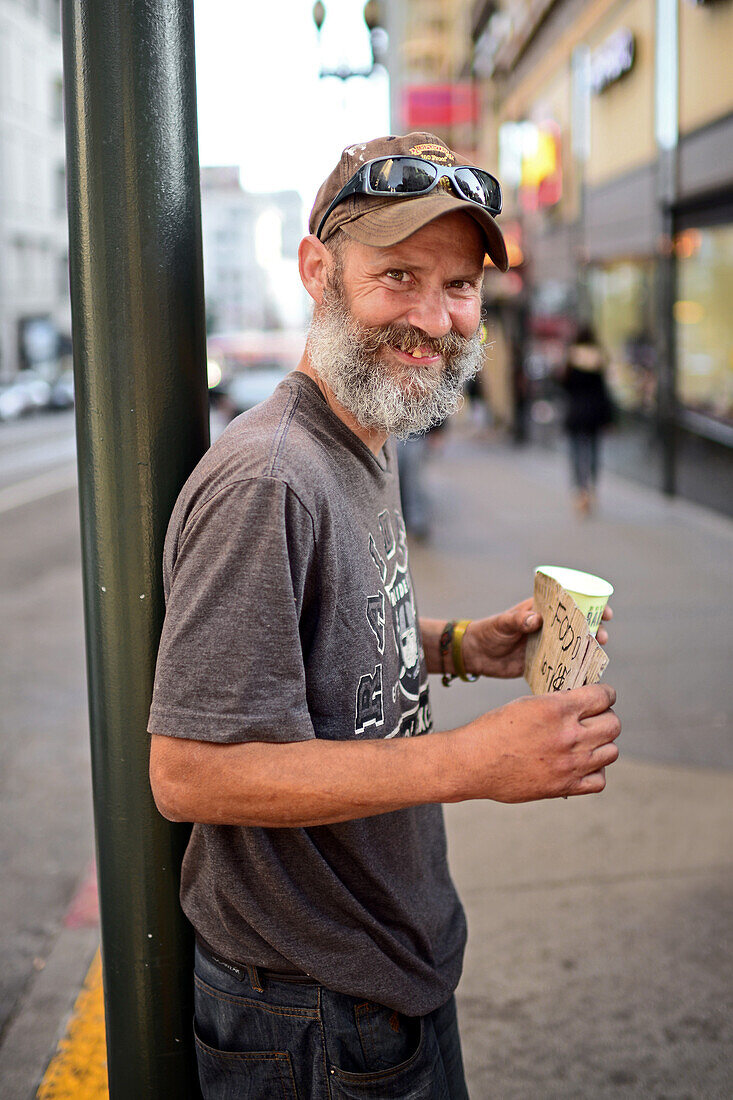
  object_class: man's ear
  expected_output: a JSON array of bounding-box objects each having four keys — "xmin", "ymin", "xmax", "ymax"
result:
[{"xmin": 299, "ymin": 234, "xmax": 333, "ymax": 305}]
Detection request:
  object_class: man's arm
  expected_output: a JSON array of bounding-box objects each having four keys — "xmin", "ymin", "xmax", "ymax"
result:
[
  {"xmin": 421, "ymin": 600, "xmax": 612, "ymax": 679},
  {"xmin": 149, "ymin": 684, "xmax": 620, "ymax": 827}
]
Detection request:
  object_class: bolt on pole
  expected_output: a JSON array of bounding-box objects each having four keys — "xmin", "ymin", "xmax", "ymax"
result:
[{"xmin": 61, "ymin": 0, "xmax": 208, "ymax": 1094}]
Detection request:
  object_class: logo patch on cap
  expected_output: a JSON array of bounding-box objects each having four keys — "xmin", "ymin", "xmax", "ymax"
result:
[{"xmin": 410, "ymin": 142, "xmax": 455, "ymax": 165}]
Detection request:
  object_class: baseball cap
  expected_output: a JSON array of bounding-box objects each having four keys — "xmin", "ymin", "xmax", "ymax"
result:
[{"xmin": 309, "ymin": 132, "xmax": 509, "ymax": 272}]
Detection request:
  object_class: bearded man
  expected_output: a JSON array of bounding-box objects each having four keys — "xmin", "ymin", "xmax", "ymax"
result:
[{"xmin": 148, "ymin": 133, "xmax": 619, "ymax": 1100}]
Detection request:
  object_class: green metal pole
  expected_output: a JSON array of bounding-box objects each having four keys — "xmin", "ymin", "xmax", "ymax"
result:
[{"xmin": 61, "ymin": 1, "xmax": 208, "ymax": 1094}]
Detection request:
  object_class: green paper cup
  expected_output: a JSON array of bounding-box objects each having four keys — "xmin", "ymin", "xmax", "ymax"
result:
[{"xmin": 535, "ymin": 566, "xmax": 614, "ymax": 637}]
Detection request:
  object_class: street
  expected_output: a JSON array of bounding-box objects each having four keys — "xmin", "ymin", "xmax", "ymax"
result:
[
  {"xmin": 0, "ymin": 412, "xmax": 92, "ymax": 1048},
  {"xmin": 1, "ymin": 409, "xmax": 732, "ymax": 1096}
]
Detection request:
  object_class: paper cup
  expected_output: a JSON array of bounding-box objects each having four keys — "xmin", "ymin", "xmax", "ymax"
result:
[{"xmin": 535, "ymin": 566, "xmax": 614, "ymax": 637}]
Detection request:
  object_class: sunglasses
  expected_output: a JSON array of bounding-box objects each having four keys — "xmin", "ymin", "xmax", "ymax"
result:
[{"xmin": 316, "ymin": 156, "xmax": 503, "ymax": 240}]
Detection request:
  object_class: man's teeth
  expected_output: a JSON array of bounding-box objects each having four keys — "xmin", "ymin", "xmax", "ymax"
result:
[{"xmin": 394, "ymin": 346, "xmax": 437, "ymax": 359}]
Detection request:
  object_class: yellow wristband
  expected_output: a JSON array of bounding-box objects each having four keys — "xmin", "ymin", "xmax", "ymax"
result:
[{"xmin": 452, "ymin": 620, "xmax": 478, "ymax": 682}]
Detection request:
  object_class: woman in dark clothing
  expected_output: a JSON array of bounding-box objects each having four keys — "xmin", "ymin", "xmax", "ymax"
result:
[{"xmin": 561, "ymin": 324, "xmax": 614, "ymax": 515}]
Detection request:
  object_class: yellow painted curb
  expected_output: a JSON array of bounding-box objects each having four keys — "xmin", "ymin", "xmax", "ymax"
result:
[{"xmin": 37, "ymin": 949, "xmax": 108, "ymax": 1099}]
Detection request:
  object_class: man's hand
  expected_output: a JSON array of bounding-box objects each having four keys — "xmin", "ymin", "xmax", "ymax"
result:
[
  {"xmin": 454, "ymin": 683, "xmax": 621, "ymax": 802},
  {"xmin": 461, "ymin": 598, "xmax": 612, "ymax": 679}
]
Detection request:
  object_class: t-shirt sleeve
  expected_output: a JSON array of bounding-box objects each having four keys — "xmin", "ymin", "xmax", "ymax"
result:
[{"xmin": 148, "ymin": 476, "xmax": 317, "ymax": 744}]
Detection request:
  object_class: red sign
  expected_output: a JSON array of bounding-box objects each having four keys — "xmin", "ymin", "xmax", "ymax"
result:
[
  {"xmin": 404, "ymin": 84, "xmax": 479, "ymax": 129},
  {"xmin": 519, "ymin": 122, "xmax": 563, "ymax": 211}
]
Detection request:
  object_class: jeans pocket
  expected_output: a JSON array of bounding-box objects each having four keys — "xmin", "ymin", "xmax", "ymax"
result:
[
  {"xmin": 354, "ymin": 1002, "xmax": 421, "ymax": 1073},
  {"xmin": 194, "ymin": 1021, "xmax": 299, "ymax": 1100},
  {"xmin": 329, "ymin": 1016, "xmax": 450, "ymax": 1100},
  {"xmin": 194, "ymin": 972, "xmax": 321, "ymax": 1099}
]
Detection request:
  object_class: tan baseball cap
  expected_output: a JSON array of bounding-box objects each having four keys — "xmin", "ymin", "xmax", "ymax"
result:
[{"xmin": 309, "ymin": 132, "xmax": 509, "ymax": 272}]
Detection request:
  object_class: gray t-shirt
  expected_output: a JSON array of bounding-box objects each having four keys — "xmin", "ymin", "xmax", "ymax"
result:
[{"xmin": 148, "ymin": 372, "xmax": 466, "ymax": 1015}]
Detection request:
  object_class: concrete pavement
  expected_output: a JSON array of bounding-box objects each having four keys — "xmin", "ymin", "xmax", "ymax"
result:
[
  {"xmin": 417, "ymin": 427, "xmax": 733, "ymax": 1097},
  {"xmin": 7, "ymin": 424, "xmax": 733, "ymax": 1097},
  {"xmin": 417, "ymin": 429, "xmax": 732, "ymax": 768}
]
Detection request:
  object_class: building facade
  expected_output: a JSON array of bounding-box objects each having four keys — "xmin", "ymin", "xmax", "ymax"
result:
[
  {"xmin": 390, "ymin": 0, "xmax": 479, "ymax": 155},
  {"xmin": 475, "ymin": 0, "xmax": 733, "ymax": 514},
  {"xmin": 0, "ymin": 0, "xmax": 69, "ymax": 383},
  {"xmin": 200, "ymin": 167, "xmax": 307, "ymax": 334},
  {"xmin": 393, "ymin": 0, "xmax": 733, "ymax": 515}
]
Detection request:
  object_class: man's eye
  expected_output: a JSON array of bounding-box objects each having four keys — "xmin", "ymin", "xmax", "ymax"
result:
[{"xmin": 386, "ymin": 270, "xmax": 409, "ymax": 282}]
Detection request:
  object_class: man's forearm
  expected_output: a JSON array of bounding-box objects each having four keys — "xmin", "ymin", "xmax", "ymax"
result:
[
  {"xmin": 150, "ymin": 684, "xmax": 621, "ymax": 827},
  {"xmin": 420, "ymin": 617, "xmax": 450, "ymax": 676},
  {"xmin": 150, "ymin": 729, "xmax": 463, "ymax": 828}
]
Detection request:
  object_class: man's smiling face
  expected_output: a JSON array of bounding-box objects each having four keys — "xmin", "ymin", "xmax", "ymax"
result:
[{"xmin": 307, "ymin": 212, "xmax": 487, "ymax": 437}]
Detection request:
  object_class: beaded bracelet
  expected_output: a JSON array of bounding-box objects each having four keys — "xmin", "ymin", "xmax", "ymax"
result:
[
  {"xmin": 439, "ymin": 619, "xmax": 478, "ymax": 685},
  {"xmin": 439, "ymin": 620, "xmax": 456, "ymax": 686}
]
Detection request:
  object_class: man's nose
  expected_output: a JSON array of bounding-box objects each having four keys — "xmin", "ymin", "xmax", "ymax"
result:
[{"xmin": 404, "ymin": 290, "xmax": 452, "ymax": 339}]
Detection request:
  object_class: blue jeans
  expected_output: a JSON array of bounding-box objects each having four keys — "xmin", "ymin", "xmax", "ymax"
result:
[{"xmin": 194, "ymin": 943, "xmax": 470, "ymax": 1099}]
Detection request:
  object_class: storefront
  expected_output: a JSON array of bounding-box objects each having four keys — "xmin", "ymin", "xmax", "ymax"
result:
[
  {"xmin": 483, "ymin": 0, "xmax": 733, "ymax": 514},
  {"xmin": 674, "ymin": 220, "xmax": 733, "ymax": 434},
  {"xmin": 671, "ymin": 195, "xmax": 733, "ymax": 512},
  {"xmin": 584, "ymin": 254, "xmax": 661, "ymax": 490}
]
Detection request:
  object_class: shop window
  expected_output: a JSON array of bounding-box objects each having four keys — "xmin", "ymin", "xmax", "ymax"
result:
[
  {"xmin": 587, "ymin": 260, "xmax": 657, "ymax": 414},
  {"xmin": 675, "ymin": 225, "xmax": 733, "ymax": 428}
]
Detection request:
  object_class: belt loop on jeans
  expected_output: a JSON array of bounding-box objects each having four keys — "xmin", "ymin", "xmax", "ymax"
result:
[{"xmin": 247, "ymin": 964, "xmax": 264, "ymax": 993}]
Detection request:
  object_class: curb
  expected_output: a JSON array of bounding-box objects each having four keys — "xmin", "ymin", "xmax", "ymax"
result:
[{"xmin": 0, "ymin": 924, "xmax": 100, "ymax": 1099}]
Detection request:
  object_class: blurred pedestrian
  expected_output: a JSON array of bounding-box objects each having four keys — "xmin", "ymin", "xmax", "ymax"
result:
[
  {"xmin": 398, "ymin": 433, "xmax": 430, "ymax": 540},
  {"xmin": 561, "ymin": 323, "xmax": 614, "ymax": 515}
]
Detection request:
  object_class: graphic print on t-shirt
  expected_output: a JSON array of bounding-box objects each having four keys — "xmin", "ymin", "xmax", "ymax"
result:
[{"xmin": 354, "ymin": 509, "xmax": 432, "ymax": 739}]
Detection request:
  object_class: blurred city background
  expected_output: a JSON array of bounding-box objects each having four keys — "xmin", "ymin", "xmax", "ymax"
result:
[
  {"xmin": 2, "ymin": 0, "xmax": 732, "ymax": 511},
  {"xmin": 1, "ymin": 0, "xmax": 732, "ymax": 1096}
]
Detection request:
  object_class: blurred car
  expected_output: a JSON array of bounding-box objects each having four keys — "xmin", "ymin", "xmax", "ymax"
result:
[
  {"xmin": 224, "ymin": 364, "xmax": 289, "ymax": 415},
  {"xmin": 49, "ymin": 369, "xmax": 75, "ymax": 409},
  {"xmin": 0, "ymin": 371, "xmax": 52, "ymax": 421},
  {"xmin": 207, "ymin": 330, "xmax": 304, "ymax": 418},
  {"xmin": 16, "ymin": 370, "xmax": 52, "ymax": 410},
  {"xmin": 0, "ymin": 382, "xmax": 30, "ymax": 421}
]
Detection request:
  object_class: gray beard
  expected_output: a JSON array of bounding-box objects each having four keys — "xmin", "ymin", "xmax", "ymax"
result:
[{"xmin": 306, "ymin": 286, "xmax": 484, "ymax": 438}]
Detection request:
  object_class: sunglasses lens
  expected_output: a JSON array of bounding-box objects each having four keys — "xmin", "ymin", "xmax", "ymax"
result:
[
  {"xmin": 454, "ymin": 168, "xmax": 502, "ymax": 212},
  {"xmin": 369, "ymin": 158, "xmax": 437, "ymax": 194}
]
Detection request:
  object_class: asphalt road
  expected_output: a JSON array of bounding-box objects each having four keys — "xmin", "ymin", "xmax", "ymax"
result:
[{"xmin": 0, "ymin": 411, "xmax": 91, "ymax": 1046}]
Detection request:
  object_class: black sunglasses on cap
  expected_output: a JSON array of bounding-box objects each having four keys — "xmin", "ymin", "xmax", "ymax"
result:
[{"xmin": 316, "ymin": 156, "xmax": 503, "ymax": 240}]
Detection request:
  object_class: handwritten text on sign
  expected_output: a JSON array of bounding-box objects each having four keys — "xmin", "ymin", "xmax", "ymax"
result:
[{"xmin": 524, "ymin": 572, "xmax": 609, "ymax": 695}]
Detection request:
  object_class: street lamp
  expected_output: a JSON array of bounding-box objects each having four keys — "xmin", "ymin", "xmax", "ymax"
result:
[{"xmin": 312, "ymin": 0, "xmax": 387, "ymax": 80}]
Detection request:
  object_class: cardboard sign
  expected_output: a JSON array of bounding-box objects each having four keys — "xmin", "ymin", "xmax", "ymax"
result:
[{"xmin": 524, "ymin": 571, "xmax": 609, "ymax": 695}]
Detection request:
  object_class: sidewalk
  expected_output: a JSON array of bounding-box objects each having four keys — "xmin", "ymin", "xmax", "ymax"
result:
[
  {"xmin": 7, "ymin": 429, "xmax": 733, "ymax": 1098},
  {"xmin": 418, "ymin": 429, "xmax": 733, "ymax": 1098}
]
